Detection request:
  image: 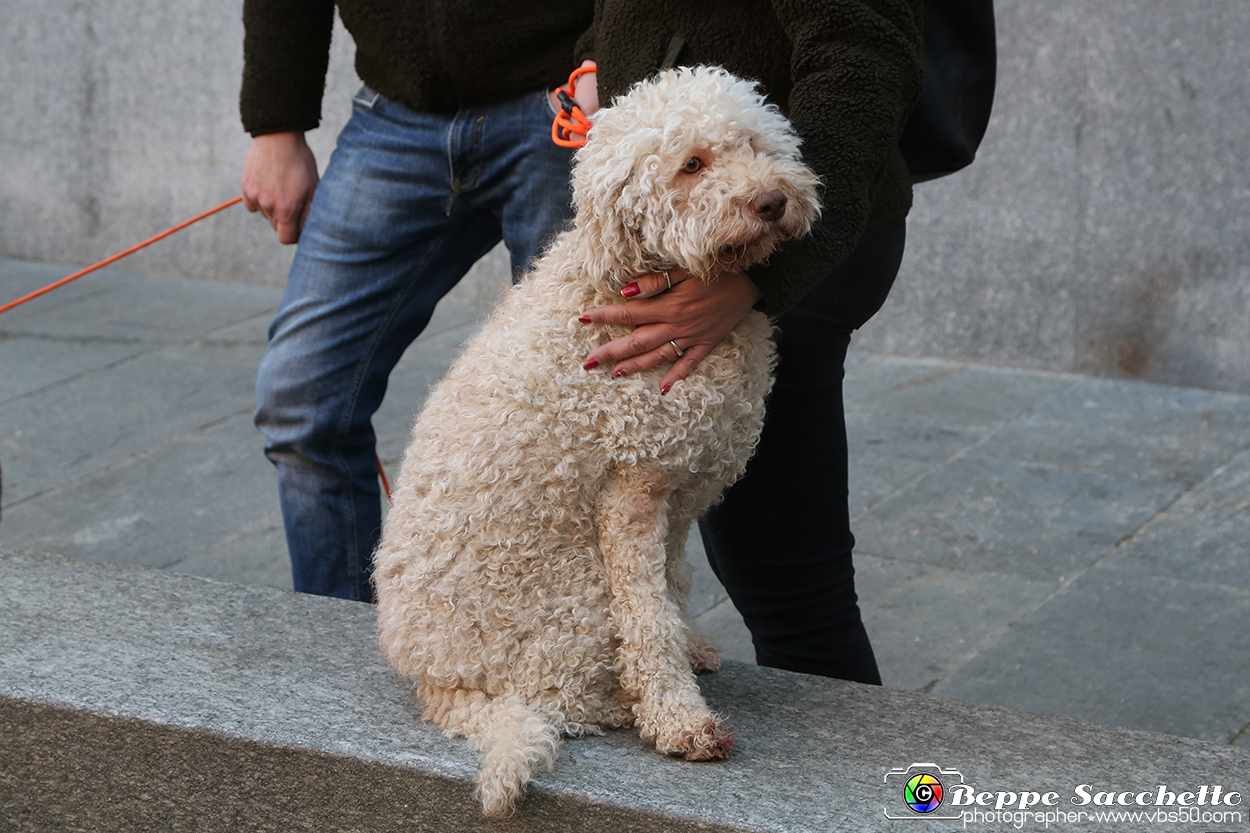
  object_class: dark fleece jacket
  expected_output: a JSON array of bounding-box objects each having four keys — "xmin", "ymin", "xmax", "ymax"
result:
[
  {"xmin": 242, "ymin": 0, "xmax": 922, "ymax": 315},
  {"xmin": 240, "ymin": 0, "xmax": 593, "ymax": 135},
  {"xmin": 580, "ymin": 0, "xmax": 924, "ymax": 314}
]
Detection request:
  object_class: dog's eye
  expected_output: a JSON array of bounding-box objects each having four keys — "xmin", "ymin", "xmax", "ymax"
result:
[{"xmin": 680, "ymin": 157, "xmax": 704, "ymax": 175}]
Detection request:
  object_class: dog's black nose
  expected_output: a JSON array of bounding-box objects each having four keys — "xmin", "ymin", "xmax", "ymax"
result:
[{"xmin": 749, "ymin": 190, "xmax": 788, "ymax": 223}]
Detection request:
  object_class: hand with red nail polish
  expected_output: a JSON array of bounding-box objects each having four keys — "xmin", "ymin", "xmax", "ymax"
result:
[{"xmin": 578, "ymin": 268, "xmax": 761, "ymax": 393}]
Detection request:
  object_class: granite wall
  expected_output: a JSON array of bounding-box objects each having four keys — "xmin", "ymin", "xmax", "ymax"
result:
[
  {"xmin": 0, "ymin": 0, "xmax": 357, "ymax": 285},
  {"xmin": 1, "ymin": 1, "xmax": 1247, "ymax": 391},
  {"xmin": 856, "ymin": 1, "xmax": 1250, "ymax": 393}
]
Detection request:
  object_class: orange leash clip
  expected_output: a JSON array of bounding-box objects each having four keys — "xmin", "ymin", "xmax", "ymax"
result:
[{"xmin": 551, "ymin": 63, "xmax": 597, "ymax": 148}]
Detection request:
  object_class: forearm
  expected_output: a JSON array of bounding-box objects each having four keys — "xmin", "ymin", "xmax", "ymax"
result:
[
  {"xmin": 240, "ymin": 0, "xmax": 336, "ymax": 136},
  {"xmin": 573, "ymin": 0, "xmax": 601, "ymax": 63},
  {"xmin": 749, "ymin": 0, "xmax": 924, "ymax": 314}
]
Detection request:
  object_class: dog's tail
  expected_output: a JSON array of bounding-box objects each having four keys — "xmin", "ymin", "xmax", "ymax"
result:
[{"xmin": 423, "ymin": 686, "xmax": 562, "ymax": 817}]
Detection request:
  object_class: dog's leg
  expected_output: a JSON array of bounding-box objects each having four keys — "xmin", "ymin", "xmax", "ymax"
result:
[{"xmin": 597, "ymin": 467, "xmax": 733, "ymax": 761}]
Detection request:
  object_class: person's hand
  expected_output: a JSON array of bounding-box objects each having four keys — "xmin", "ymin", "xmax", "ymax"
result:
[
  {"xmin": 579, "ymin": 269, "xmax": 762, "ymax": 394},
  {"xmin": 549, "ymin": 59, "xmax": 600, "ymax": 119},
  {"xmin": 241, "ymin": 131, "xmax": 319, "ymax": 244},
  {"xmin": 571, "ymin": 60, "xmax": 599, "ymax": 116}
]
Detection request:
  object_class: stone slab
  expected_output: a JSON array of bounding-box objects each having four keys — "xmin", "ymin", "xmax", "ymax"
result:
[
  {"xmin": 933, "ymin": 560, "xmax": 1250, "ymax": 745},
  {"xmin": 687, "ymin": 551, "xmax": 1069, "ymax": 698},
  {"xmin": 846, "ymin": 412, "xmax": 989, "ymax": 518},
  {"xmin": 2, "ymin": 545, "xmax": 1248, "ymax": 832},
  {"xmin": 854, "ymin": 554, "xmax": 1059, "ymax": 693},
  {"xmin": 688, "ymin": 532, "xmax": 734, "ymax": 619},
  {"xmin": 974, "ymin": 377, "xmax": 1250, "ymax": 487},
  {"xmin": 1107, "ymin": 449, "xmax": 1250, "ymax": 591},
  {"xmin": 0, "ymin": 414, "xmax": 283, "ymax": 576},
  {"xmin": 842, "ymin": 353, "xmax": 965, "ymax": 401},
  {"xmin": 686, "ymin": 553, "xmax": 1068, "ymax": 699},
  {"xmin": 852, "ymin": 455, "xmax": 1181, "ymax": 582},
  {"xmin": 0, "ymin": 257, "xmax": 140, "ymax": 310},
  {"xmin": 4, "ymin": 269, "xmax": 281, "ymax": 341},
  {"xmin": 0, "ymin": 337, "xmax": 263, "ymax": 505},
  {"xmin": 0, "ymin": 259, "xmax": 279, "ymax": 403},
  {"xmin": 844, "ymin": 360, "xmax": 1075, "ymax": 431},
  {"xmin": 169, "ymin": 521, "xmax": 292, "ymax": 591},
  {"xmin": 0, "ymin": 322, "xmax": 156, "ymax": 404}
]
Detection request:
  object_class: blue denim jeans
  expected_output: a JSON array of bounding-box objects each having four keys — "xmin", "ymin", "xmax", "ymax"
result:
[{"xmin": 255, "ymin": 87, "xmax": 575, "ymax": 601}]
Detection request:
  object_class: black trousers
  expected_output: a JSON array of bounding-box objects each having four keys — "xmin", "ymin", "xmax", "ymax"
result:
[{"xmin": 700, "ymin": 222, "xmax": 906, "ymax": 684}]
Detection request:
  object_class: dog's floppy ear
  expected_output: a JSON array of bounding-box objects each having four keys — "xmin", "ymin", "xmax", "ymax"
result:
[{"xmin": 570, "ymin": 123, "xmax": 662, "ymax": 279}]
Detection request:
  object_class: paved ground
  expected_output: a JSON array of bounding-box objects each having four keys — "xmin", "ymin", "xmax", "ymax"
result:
[{"xmin": 2, "ymin": 254, "xmax": 1247, "ymax": 749}]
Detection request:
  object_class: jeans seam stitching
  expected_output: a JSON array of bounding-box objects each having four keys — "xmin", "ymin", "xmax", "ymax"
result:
[{"xmin": 328, "ymin": 222, "xmax": 463, "ymax": 597}]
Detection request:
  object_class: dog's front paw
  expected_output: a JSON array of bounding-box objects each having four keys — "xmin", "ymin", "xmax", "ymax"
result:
[{"xmin": 654, "ymin": 714, "xmax": 735, "ymax": 761}]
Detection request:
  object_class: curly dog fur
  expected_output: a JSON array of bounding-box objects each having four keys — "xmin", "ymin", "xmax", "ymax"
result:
[{"xmin": 374, "ymin": 66, "xmax": 821, "ymax": 817}]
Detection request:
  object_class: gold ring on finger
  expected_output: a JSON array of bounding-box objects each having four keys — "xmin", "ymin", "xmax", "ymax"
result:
[{"xmin": 670, "ymin": 340, "xmax": 684, "ymax": 358}]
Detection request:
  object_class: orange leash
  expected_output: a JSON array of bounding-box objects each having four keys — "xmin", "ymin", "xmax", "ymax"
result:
[
  {"xmin": 376, "ymin": 454, "xmax": 392, "ymax": 504},
  {"xmin": 0, "ymin": 196, "xmax": 244, "ymax": 316},
  {"xmin": 552, "ymin": 63, "xmax": 597, "ymax": 148},
  {"xmin": 0, "ymin": 193, "xmax": 396, "ymax": 501}
]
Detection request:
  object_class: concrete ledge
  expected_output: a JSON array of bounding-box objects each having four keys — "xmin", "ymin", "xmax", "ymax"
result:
[{"xmin": 2, "ymin": 545, "xmax": 1246, "ymax": 832}]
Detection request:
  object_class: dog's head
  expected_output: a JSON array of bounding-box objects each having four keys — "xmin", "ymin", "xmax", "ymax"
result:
[{"xmin": 572, "ymin": 66, "xmax": 821, "ymax": 281}]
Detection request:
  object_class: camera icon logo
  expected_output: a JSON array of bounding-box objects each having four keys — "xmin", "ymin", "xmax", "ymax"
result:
[
  {"xmin": 905, "ymin": 772, "xmax": 944, "ymax": 813},
  {"xmin": 884, "ymin": 763, "xmax": 965, "ymax": 821}
]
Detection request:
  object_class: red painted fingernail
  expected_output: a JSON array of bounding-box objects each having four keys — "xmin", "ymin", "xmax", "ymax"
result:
[
  {"xmin": 661, "ymin": 384, "xmax": 671, "ymax": 396},
  {"xmin": 621, "ymin": 282, "xmax": 641, "ymax": 297},
  {"xmin": 578, "ymin": 315, "xmax": 592, "ymax": 323},
  {"xmin": 613, "ymin": 369, "xmax": 627, "ymax": 378},
  {"xmin": 583, "ymin": 359, "xmax": 599, "ymax": 370}
]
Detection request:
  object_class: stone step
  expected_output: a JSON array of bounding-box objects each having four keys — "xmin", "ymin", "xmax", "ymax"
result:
[{"xmin": 1, "ymin": 545, "xmax": 1245, "ymax": 832}]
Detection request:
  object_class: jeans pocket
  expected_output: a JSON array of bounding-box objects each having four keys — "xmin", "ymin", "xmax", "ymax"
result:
[
  {"xmin": 352, "ymin": 84, "xmax": 382, "ymax": 110},
  {"xmin": 541, "ymin": 87, "xmax": 566, "ymax": 119}
]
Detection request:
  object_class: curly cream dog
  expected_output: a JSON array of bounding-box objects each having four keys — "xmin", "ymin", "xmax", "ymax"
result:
[{"xmin": 374, "ymin": 66, "xmax": 820, "ymax": 816}]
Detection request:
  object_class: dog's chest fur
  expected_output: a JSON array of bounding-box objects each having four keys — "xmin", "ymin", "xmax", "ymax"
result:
[
  {"xmin": 423, "ymin": 266, "xmax": 775, "ymax": 482},
  {"xmin": 376, "ymin": 261, "xmax": 775, "ymax": 683}
]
